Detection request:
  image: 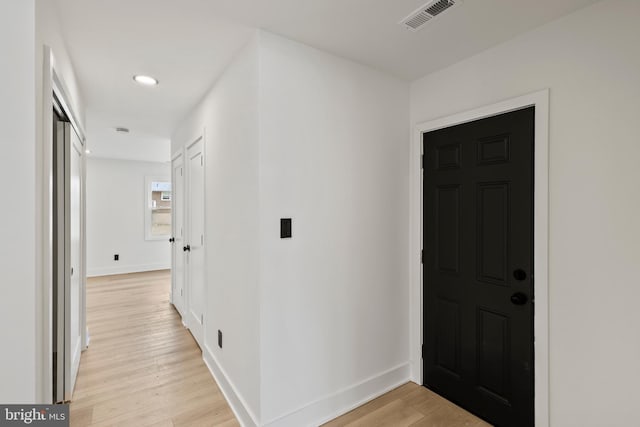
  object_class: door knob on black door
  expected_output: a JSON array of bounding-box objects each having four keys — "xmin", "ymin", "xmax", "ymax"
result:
[
  {"xmin": 513, "ymin": 269, "xmax": 527, "ymax": 281},
  {"xmin": 510, "ymin": 292, "xmax": 528, "ymax": 305},
  {"xmin": 183, "ymin": 245, "xmax": 190, "ymax": 252}
]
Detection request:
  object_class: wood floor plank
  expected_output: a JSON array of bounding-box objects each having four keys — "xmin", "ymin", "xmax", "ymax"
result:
[
  {"xmin": 345, "ymin": 399, "xmax": 424, "ymax": 427},
  {"xmin": 323, "ymin": 382, "xmax": 492, "ymax": 427},
  {"xmin": 69, "ymin": 270, "xmax": 239, "ymax": 427},
  {"xmin": 322, "ymin": 383, "xmax": 416, "ymax": 427}
]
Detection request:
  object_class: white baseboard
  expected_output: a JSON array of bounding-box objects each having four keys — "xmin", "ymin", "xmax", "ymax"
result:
[
  {"xmin": 262, "ymin": 363, "xmax": 411, "ymax": 427},
  {"xmin": 202, "ymin": 344, "xmax": 410, "ymax": 427},
  {"xmin": 203, "ymin": 345, "xmax": 260, "ymax": 427},
  {"xmin": 87, "ymin": 263, "xmax": 170, "ymax": 277}
]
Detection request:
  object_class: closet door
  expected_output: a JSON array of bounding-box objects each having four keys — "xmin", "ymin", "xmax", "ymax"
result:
[
  {"xmin": 67, "ymin": 126, "xmax": 83, "ymax": 400},
  {"xmin": 171, "ymin": 153, "xmax": 185, "ymax": 315},
  {"xmin": 53, "ymin": 117, "xmax": 83, "ymax": 402},
  {"xmin": 185, "ymin": 137, "xmax": 205, "ymax": 347}
]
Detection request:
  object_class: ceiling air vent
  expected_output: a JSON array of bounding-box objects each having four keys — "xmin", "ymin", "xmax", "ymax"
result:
[{"xmin": 400, "ymin": 0, "xmax": 462, "ymax": 32}]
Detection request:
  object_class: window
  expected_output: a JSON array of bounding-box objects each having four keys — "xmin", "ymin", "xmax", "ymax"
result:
[{"xmin": 145, "ymin": 177, "xmax": 171, "ymax": 240}]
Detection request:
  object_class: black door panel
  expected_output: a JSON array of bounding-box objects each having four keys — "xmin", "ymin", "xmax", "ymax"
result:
[{"xmin": 423, "ymin": 107, "xmax": 534, "ymax": 427}]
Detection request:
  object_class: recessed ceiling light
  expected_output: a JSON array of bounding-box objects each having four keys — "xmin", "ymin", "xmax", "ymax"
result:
[
  {"xmin": 133, "ymin": 74, "xmax": 159, "ymax": 86},
  {"xmin": 115, "ymin": 127, "xmax": 130, "ymax": 133}
]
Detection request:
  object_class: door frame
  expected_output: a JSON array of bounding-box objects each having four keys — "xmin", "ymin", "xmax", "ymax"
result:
[
  {"xmin": 170, "ymin": 149, "xmax": 185, "ymax": 316},
  {"xmin": 54, "ymin": 120, "xmax": 84, "ymax": 402},
  {"xmin": 39, "ymin": 45, "xmax": 88, "ymax": 403},
  {"xmin": 409, "ymin": 89, "xmax": 549, "ymax": 426}
]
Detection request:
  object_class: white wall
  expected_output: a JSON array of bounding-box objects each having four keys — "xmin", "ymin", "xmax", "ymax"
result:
[
  {"xmin": 258, "ymin": 32, "xmax": 410, "ymax": 425},
  {"xmin": 0, "ymin": 0, "xmax": 37, "ymax": 404},
  {"xmin": 410, "ymin": 1, "xmax": 640, "ymax": 426},
  {"xmin": 172, "ymin": 37, "xmax": 262, "ymax": 423},
  {"xmin": 86, "ymin": 158, "xmax": 171, "ymax": 276}
]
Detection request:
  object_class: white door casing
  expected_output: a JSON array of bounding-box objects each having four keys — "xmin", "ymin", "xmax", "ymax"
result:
[{"xmin": 41, "ymin": 48, "xmax": 88, "ymax": 404}]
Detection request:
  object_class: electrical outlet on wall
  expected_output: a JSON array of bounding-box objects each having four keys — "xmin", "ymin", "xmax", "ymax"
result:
[{"xmin": 114, "ymin": 254, "xmax": 119, "ymax": 261}]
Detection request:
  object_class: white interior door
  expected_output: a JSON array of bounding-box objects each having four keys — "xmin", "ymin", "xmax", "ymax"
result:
[
  {"xmin": 67, "ymin": 127, "xmax": 83, "ymax": 399},
  {"xmin": 186, "ymin": 137, "xmax": 205, "ymax": 346},
  {"xmin": 171, "ymin": 153, "xmax": 185, "ymax": 316}
]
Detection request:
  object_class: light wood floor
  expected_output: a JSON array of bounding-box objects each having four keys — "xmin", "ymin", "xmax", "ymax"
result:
[
  {"xmin": 70, "ymin": 270, "xmax": 239, "ymax": 427},
  {"xmin": 71, "ymin": 270, "xmax": 489, "ymax": 426},
  {"xmin": 323, "ymin": 382, "xmax": 491, "ymax": 427}
]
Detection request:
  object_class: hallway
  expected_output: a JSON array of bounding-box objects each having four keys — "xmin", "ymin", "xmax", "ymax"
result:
[
  {"xmin": 69, "ymin": 272, "xmax": 491, "ymax": 427},
  {"xmin": 69, "ymin": 270, "xmax": 239, "ymax": 426}
]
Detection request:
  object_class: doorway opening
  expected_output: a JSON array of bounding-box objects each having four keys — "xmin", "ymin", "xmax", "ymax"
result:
[{"xmin": 51, "ymin": 91, "xmax": 86, "ymax": 403}]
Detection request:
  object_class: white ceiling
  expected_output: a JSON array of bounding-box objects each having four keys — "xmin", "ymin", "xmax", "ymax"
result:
[{"xmin": 53, "ymin": 0, "xmax": 597, "ymax": 160}]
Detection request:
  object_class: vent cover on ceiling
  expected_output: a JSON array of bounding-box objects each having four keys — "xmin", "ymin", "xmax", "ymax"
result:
[{"xmin": 399, "ymin": 0, "xmax": 461, "ymax": 32}]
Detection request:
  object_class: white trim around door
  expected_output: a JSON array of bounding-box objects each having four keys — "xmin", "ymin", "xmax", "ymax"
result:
[
  {"xmin": 39, "ymin": 45, "xmax": 88, "ymax": 404},
  {"xmin": 409, "ymin": 89, "xmax": 550, "ymax": 427}
]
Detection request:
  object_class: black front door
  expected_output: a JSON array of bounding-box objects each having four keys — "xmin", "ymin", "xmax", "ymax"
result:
[{"xmin": 422, "ymin": 107, "xmax": 534, "ymax": 427}]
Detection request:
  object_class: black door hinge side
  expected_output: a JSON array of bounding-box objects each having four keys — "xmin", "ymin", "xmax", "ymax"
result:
[
  {"xmin": 422, "ymin": 344, "xmax": 424, "ymax": 359},
  {"xmin": 421, "ymin": 154, "xmax": 424, "ymax": 169}
]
